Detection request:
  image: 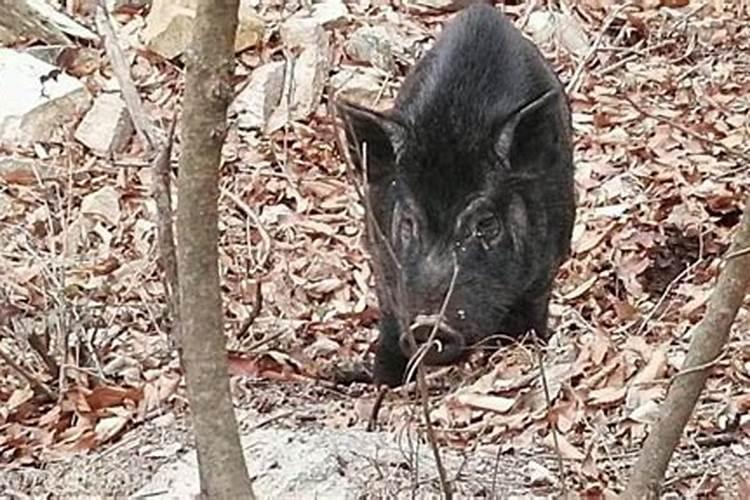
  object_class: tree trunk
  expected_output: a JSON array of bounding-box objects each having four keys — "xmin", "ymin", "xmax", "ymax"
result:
[
  {"xmin": 622, "ymin": 196, "xmax": 750, "ymax": 499},
  {"xmin": 176, "ymin": 0, "xmax": 255, "ymax": 497}
]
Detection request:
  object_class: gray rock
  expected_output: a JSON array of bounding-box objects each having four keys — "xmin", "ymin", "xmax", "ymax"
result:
[
  {"xmin": 526, "ymin": 11, "xmax": 557, "ymax": 46},
  {"xmin": 74, "ymin": 93, "xmax": 134, "ymax": 157},
  {"xmin": 330, "ymin": 66, "xmax": 386, "ymax": 108},
  {"xmin": 266, "ymin": 31, "xmax": 331, "ymax": 133},
  {"xmin": 22, "ymin": 44, "xmax": 67, "ymax": 66},
  {"xmin": 344, "ymin": 25, "xmax": 396, "ymax": 72},
  {"xmin": 304, "ymin": 336, "xmax": 340, "ymax": 358},
  {"xmin": 0, "ymin": 48, "xmax": 91, "ymax": 144},
  {"xmin": 412, "ymin": 0, "xmax": 462, "ymax": 11},
  {"xmin": 284, "ymin": 0, "xmax": 349, "ymax": 30},
  {"xmin": 0, "ymin": 0, "xmax": 97, "ymax": 44},
  {"xmin": 231, "ymin": 61, "xmax": 286, "ymax": 130},
  {"xmin": 107, "ymin": 0, "xmax": 152, "ymax": 11},
  {"xmin": 526, "ymin": 10, "xmax": 590, "ymax": 57},
  {"xmin": 279, "ymin": 17, "xmax": 326, "ymax": 49},
  {"xmin": 142, "ymin": 0, "xmax": 263, "ymax": 59}
]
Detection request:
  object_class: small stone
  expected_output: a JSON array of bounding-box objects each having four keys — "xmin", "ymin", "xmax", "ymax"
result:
[
  {"xmin": 344, "ymin": 25, "xmax": 396, "ymax": 72},
  {"xmin": 526, "ymin": 11, "xmax": 589, "ymax": 57},
  {"xmin": 80, "ymin": 185, "xmax": 121, "ymax": 226},
  {"xmin": 412, "ymin": 0, "xmax": 465, "ymax": 11},
  {"xmin": 0, "ymin": 0, "xmax": 98, "ymax": 44},
  {"xmin": 231, "ymin": 61, "xmax": 286, "ymax": 130},
  {"xmin": 0, "ymin": 48, "xmax": 91, "ymax": 144},
  {"xmin": 280, "ymin": 18, "xmax": 326, "ymax": 48},
  {"xmin": 74, "ymin": 93, "xmax": 134, "ymax": 157},
  {"xmin": 525, "ymin": 461, "xmax": 554, "ymax": 486},
  {"xmin": 142, "ymin": 0, "xmax": 264, "ymax": 59},
  {"xmin": 526, "ymin": 11, "xmax": 557, "ymax": 46},
  {"xmin": 235, "ymin": 3, "xmax": 265, "ymax": 53},
  {"xmin": 285, "ymin": 0, "xmax": 349, "ymax": 30},
  {"xmin": 106, "ymin": 0, "xmax": 152, "ymax": 11},
  {"xmin": 304, "ymin": 337, "xmax": 340, "ymax": 358},
  {"xmin": 330, "ymin": 66, "xmax": 386, "ymax": 109},
  {"xmin": 266, "ymin": 31, "xmax": 331, "ymax": 133},
  {"xmin": 557, "ymin": 13, "xmax": 590, "ymax": 57}
]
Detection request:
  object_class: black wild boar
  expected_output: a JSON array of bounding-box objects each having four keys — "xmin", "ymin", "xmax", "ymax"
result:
[{"xmin": 337, "ymin": 4, "xmax": 576, "ymax": 387}]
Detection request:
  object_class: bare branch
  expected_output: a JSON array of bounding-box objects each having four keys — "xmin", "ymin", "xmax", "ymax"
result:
[
  {"xmin": 623, "ymin": 196, "xmax": 750, "ymax": 499},
  {"xmin": 535, "ymin": 336, "xmax": 567, "ymax": 496},
  {"xmin": 153, "ymin": 112, "xmax": 180, "ymax": 344},
  {"xmin": 566, "ymin": 4, "xmax": 637, "ymax": 95},
  {"xmin": 237, "ymin": 282, "xmax": 263, "ymax": 341},
  {"xmin": 0, "ymin": 344, "xmax": 57, "ymax": 401},
  {"xmin": 94, "ymin": 1, "xmax": 162, "ymax": 151}
]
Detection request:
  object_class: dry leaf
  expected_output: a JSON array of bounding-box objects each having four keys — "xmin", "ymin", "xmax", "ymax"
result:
[
  {"xmin": 456, "ymin": 393, "xmax": 516, "ymax": 413},
  {"xmin": 543, "ymin": 432, "xmax": 584, "ymax": 460}
]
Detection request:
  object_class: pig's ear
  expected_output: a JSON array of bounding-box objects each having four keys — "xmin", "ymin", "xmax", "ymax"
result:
[
  {"xmin": 335, "ymin": 99, "xmax": 406, "ymax": 182},
  {"xmin": 494, "ymin": 88, "xmax": 558, "ymax": 162}
]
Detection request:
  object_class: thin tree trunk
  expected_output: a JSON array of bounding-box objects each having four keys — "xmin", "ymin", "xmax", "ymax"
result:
[
  {"xmin": 176, "ymin": 0, "xmax": 255, "ymax": 497},
  {"xmin": 622, "ymin": 197, "xmax": 750, "ymax": 499}
]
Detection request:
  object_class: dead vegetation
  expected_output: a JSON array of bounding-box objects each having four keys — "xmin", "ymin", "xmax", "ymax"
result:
[{"xmin": 1, "ymin": 0, "xmax": 749, "ymax": 498}]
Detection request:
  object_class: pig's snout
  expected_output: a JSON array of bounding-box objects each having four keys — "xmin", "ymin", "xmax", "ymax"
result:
[{"xmin": 399, "ymin": 314, "xmax": 465, "ymax": 365}]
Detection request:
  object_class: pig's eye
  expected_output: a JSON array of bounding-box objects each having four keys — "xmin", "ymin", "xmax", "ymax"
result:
[
  {"xmin": 399, "ymin": 215, "xmax": 417, "ymax": 247},
  {"xmin": 473, "ymin": 213, "xmax": 501, "ymax": 241}
]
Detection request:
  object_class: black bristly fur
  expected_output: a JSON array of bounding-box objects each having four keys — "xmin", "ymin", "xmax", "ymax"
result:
[{"xmin": 337, "ymin": 4, "xmax": 576, "ymax": 387}]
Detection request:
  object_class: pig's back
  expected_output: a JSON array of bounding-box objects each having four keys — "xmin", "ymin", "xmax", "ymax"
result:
[{"xmin": 395, "ymin": 4, "xmax": 562, "ymax": 140}]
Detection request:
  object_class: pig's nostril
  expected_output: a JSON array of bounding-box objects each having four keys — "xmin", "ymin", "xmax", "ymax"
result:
[
  {"xmin": 409, "ymin": 324, "xmax": 448, "ymax": 353},
  {"xmin": 399, "ymin": 315, "xmax": 465, "ymax": 365},
  {"xmin": 411, "ymin": 324, "xmax": 437, "ymax": 343}
]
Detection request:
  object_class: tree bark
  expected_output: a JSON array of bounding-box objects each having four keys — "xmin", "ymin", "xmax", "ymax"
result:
[
  {"xmin": 176, "ymin": 0, "xmax": 255, "ymax": 498},
  {"xmin": 622, "ymin": 196, "xmax": 750, "ymax": 499}
]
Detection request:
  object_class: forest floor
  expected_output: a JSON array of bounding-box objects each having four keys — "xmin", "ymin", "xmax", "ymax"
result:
[{"xmin": 1, "ymin": 0, "xmax": 750, "ymax": 498}]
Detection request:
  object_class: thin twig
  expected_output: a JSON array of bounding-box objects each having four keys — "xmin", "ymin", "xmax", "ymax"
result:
[
  {"xmin": 236, "ymin": 281, "xmax": 263, "ymax": 339},
  {"xmin": 634, "ymin": 258, "xmax": 702, "ymax": 337},
  {"xmin": 245, "ymin": 410, "xmax": 294, "ymax": 432},
  {"xmin": 26, "ymin": 331, "xmax": 60, "ymax": 379},
  {"xmin": 94, "ymin": 1, "xmax": 161, "ymax": 151},
  {"xmin": 725, "ymin": 246, "xmax": 750, "ymax": 260},
  {"xmin": 153, "ymin": 112, "xmax": 180, "ymax": 344},
  {"xmin": 535, "ymin": 335, "xmax": 567, "ymax": 496},
  {"xmin": 244, "ymin": 328, "xmax": 286, "ymax": 353},
  {"xmin": 667, "ymin": 349, "xmax": 728, "ymax": 388},
  {"xmin": 367, "ymin": 388, "xmax": 388, "ymax": 432},
  {"xmin": 392, "ymin": 366, "xmax": 454, "ymax": 395},
  {"xmin": 0, "ymin": 346, "xmax": 57, "ymax": 401},
  {"xmin": 416, "ymin": 370, "xmax": 453, "ymax": 499},
  {"xmin": 623, "ymin": 94, "xmax": 750, "ymax": 164},
  {"xmin": 221, "ymin": 188, "xmax": 272, "ymax": 271},
  {"xmin": 280, "ymin": 47, "xmax": 301, "ymax": 199},
  {"xmin": 566, "ymin": 3, "xmax": 637, "ymax": 95},
  {"xmin": 330, "ymin": 97, "xmax": 452, "ymax": 499},
  {"xmin": 404, "ymin": 254, "xmax": 460, "ymax": 384},
  {"xmin": 398, "ymin": 256, "xmax": 459, "ymax": 500},
  {"xmin": 365, "ymin": 175, "xmax": 454, "ymax": 499}
]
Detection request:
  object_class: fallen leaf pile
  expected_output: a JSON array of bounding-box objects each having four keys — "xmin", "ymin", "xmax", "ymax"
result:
[{"xmin": 0, "ymin": 0, "xmax": 749, "ymax": 495}]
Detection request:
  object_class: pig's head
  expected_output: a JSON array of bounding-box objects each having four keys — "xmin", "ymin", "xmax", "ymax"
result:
[{"xmin": 337, "ymin": 89, "xmax": 564, "ymax": 369}]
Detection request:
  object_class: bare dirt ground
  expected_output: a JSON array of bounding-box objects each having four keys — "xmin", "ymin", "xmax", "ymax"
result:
[
  {"xmin": 3, "ymin": 384, "xmax": 749, "ymax": 498},
  {"xmin": 1, "ymin": 0, "xmax": 750, "ymax": 498}
]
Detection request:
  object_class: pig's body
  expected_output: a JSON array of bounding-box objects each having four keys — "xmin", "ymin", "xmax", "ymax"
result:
[{"xmin": 338, "ymin": 4, "xmax": 576, "ymax": 387}]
